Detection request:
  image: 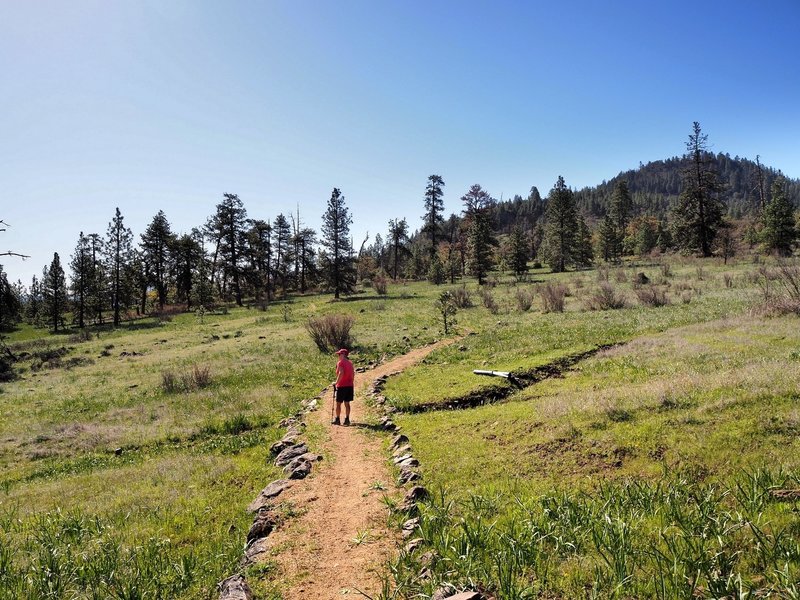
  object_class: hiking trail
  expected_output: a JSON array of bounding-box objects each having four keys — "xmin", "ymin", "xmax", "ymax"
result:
[{"xmin": 264, "ymin": 339, "xmax": 455, "ymax": 599}]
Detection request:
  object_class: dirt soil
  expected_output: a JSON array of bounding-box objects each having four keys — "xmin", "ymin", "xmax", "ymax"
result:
[{"xmin": 265, "ymin": 340, "xmax": 454, "ymax": 599}]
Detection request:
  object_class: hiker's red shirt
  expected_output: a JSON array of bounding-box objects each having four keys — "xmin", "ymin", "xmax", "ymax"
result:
[{"xmin": 335, "ymin": 357, "xmax": 354, "ymax": 387}]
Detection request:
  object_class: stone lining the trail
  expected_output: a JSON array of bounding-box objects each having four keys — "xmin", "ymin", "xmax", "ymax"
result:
[
  {"xmin": 216, "ymin": 389, "xmax": 327, "ymax": 599},
  {"xmin": 217, "ymin": 574, "xmax": 254, "ymax": 600},
  {"xmin": 371, "ymin": 366, "xmax": 484, "ymax": 600}
]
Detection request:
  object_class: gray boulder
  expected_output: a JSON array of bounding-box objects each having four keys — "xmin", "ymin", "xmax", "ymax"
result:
[
  {"xmin": 274, "ymin": 443, "xmax": 308, "ymax": 467},
  {"xmin": 217, "ymin": 574, "xmax": 253, "ymax": 600},
  {"xmin": 247, "ymin": 479, "xmax": 292, "ymax": 513}
]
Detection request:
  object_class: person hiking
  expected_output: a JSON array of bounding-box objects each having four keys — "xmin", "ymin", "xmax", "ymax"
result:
[{"xmin": 332, "ymin": 348, "xmax": 354, "ymax": 426}]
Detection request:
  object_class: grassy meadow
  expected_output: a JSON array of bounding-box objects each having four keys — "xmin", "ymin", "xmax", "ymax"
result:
[
  {"xmin": 378, "ymin": 258, "xmax": 800, "ymax": 599},
  {"xmin": 1, "ymin": 256, "xmax": 799, "ymax": 599}
]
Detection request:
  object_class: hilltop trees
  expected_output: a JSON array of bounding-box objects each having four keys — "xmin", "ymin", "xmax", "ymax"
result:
[
  {"xmin": 508, "ymin": 225, "xmax": 530, "ymax": 279},
  {"xmin": 206, "ymin": 194, "xmax": 248, "ymax": 306},
  {"xmin": 422, "ymin": 175, "xmax": 445, "ymax": 261},
  {"xmin": 607, "ymin": 180, "xmax": 633, "ymax": 261},
  {"xmin": 69, "ymin": 233, "xmax": 91, "ymax": 328},
  {"xmin": 321, "ymin": 188, "xmax": 355, "ymax": 299},
  {"xmin": 672, "ymin": 122, "xmax": 726, "ymax": 257}
]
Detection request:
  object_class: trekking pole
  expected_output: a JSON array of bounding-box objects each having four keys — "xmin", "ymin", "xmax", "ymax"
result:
[{"xmin": 330, "ymin": 385, "xmax": 337, "ymax": 424}]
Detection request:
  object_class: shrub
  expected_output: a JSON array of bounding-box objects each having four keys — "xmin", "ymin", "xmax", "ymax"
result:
[
  {"xmin": 758, "ymin": 261, "xmax": 800, "ymax": 315},
  {"xmin": 68, "ymin": 329, "xmax": 94, "ymax": 343},
  {"xmin": 660, "ymin": 262, "xmax": 673, "ymax": 278},
  {"xmin": 514, "ymin": 287, "xmax": 535, "ymax": 312},
  {"xmin": 435, "ymin": 291, "xmax": 458, "ymax": 334},
  {"xmin": 450, "ymin": 285, "xmax": 473, "ymax": 308},
  {"xmin": 373, "ymin": 273, "xmax": 388, "ymax": 295},
  {"xmin": 539, "ymin": 283, "xmax": 567, "ymax": 313},
  {"xmin": 478, "ymin": 288, "xmax": 499, "ymax": 314},
  {"xmin": 635, "ymin": 285, "xmax": 670, "ymax": 307},
  {"xmin": 723, "ymin": 273, "xmax": 734, "ymax": 288},
  {"xmin": 584, "ymin": 282, "xmax": 627, "ymax": 310},
  {"xmin": 306, "ymin": 314, "xmax": 355, "ymax": 352},
  {"xmin": 597, "ymin": 266, "xmax": 610, "ymax": 282},
  {"xmin": 162, "ymin": 365, "xmax": 212, "ymax": 393}
]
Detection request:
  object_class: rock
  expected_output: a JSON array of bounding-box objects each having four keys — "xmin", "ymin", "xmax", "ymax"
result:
[
  {"xmin": 391, "ymin": 434, "xmax": 409, "ymax": 448},
  {"xmin": 114, "ymin": 447, "xmax": 123, "ymax": 456},
  {"xmin": 401, "ymin": 517, "xmax": 419, "ymax": 538},
  {"xmin": 284, "ymin": 453, "xmax": 321, "ymax": 474},
  {"xmin": 398, "ymin": 468, "xmax": 420, "ymax": 485},
  {"xmin": 398, "ymin": 485, "xmax": 429, "ymax": 512},
  {"xmin": 398, "ymin": 457, "xmax": 420, "ymax": 468},
  {"xmin": 274, "ymin": 443, "xmax": 308, "ymax": 467},
  {"xmin": 287, "ymin": 460, "xmax": 312, "ymax": 479},
  {"xmin": 241, "ymin": 537, "xmax": 269, "ymax": 566},
  {"xmin": 217, "ymin": 574, "xmax": 254, "ymax": 600},
  {"xmin": 431, "ymin": 585, "xmax": 458, "ymax": 600},
  {"xmin": 279, "ymin": 417, "xmax": 299, "ymax": 428},
  {"xmin": 392, "ymin": 453, "xmax": 413, "ymax": 464},
  {"xmin": 269, "ymin": 436, "xmax": 298, "ymax": 455},
  {"xmin": 382, "ymin": 420, "xmax": 397, "ymax": 431},
  {"xmin": 305, "ymin": 399, "xmax": 318, "ymax": 411},
  {"xmin": 442, "ymin": 593, "xmax": 483, "ymax": 600},
  {"xmin": 404, "ymin": 537, "xmax": 424, "ymax": 553},
  {"xmin": 247, "ymin": 479, "xmax": 292, "ymax": 512},
  {"xmin": 392, "ymin": 444, "xmax": 412, "ymax": 457},
  {"xmin": 636, "ymin": 272, "xmax": 650, "ymax": 284},
  {"xmin": 247, "ymin": 510, "xmax": 278, "ymax": 543}
]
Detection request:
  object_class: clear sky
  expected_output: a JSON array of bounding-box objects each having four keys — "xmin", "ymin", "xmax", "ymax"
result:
[{"xmin": 2, "ymin": 0, "xmax": 799, "ymax": 285}]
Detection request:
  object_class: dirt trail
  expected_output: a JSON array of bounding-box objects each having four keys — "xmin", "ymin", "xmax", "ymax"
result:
[{"xmin": 266, "ymin": 340, "xmax": 454, "ymax": 599}]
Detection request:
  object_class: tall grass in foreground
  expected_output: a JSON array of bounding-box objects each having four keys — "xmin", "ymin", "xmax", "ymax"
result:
[
  {"xmin": 385, "ymin": 469, "xmax": 800, "ymax": 599},
  {"xmin": 0, "ymin": 507, "xmax": 242, "ymax": 599}
]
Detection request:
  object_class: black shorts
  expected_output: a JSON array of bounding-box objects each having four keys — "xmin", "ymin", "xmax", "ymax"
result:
[{"xmin": 335, "ymin": 386, "xmax": 354, "ymax": 403}]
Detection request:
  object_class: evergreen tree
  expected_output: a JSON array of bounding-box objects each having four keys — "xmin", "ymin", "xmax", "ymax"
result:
[
  {"xmin": 246, "ymin": 219, "xmax": 272, "ymax": 305},
  {"xmin": 543, "ymin": 176, "xmax": 578, "ymax": 272},
  {"xmin": 25, "ymin": 275, "xmax": 42, "ymax": 325},
  {"xmin": 296, "ymin": 227, "xmax": 317, "ymax": 294},
  {"xmin": 140, "ymin": 210, "xmax": 174, "ymax": 309},
  {"xmin": 422, "ymin": 175, "xmax": 445, "ymax": 261},
  {"xmin": 105, "ymin": 208, "xmax": 133, "ymax": 327},
  {"xmin": 86, "ymin": 233, "xmax": 106, "ymax": 325},
  {"xmin": 209, "ymin": 194, "xmax": 248, "ymax": 306},
  {"xmin": 461, "ymin": 184, "xmax": 497, "ymax": 285},
  {"xmin": 761, "ymin": 178, "xmax": 797, "ymax": 256},
  {"xmin": 508, "ymin": 225, "xmax": 529, "ymax": 279},
  {"xmin": 320, "ymin": 188, "xmax": 355, "ymax": 298},
  {"xmin": 42, "ymin": 252, "xmax": 67, "ymax": 332},
  {"xmin": 0, "ymin": 266, "xmax": 21, "ymax": 331},
  {"xmin": 272, "ymin": 214, "xmax": 293, "ymax": 297},
  {"xmin": 387, "ymin": 218, "xmax": 410, "ymax": 280},
  {"xmin": 69, "ymin": 232, "xmax": 91, "ymax": 328},
  {"xmin": 656, "ymin": 220, "xmax": 672, "ymax": 252},
  {"xmin": 597, "ymin": 214, "xmax": 616, "ymax": 262},
  {"xmin": 608, "ymin": 180, "xmax": 633, "ymax": 260},
  {"xmin": 671, "ymin": 122, "xmax": 726, "ymax": 256},
  {"xmin": 172, "ymin": 231, "xmax": 204, "ymax": 309},
  {"xmin": 575, "ymin": 216, "xmax": 594, "ymax": 268}
]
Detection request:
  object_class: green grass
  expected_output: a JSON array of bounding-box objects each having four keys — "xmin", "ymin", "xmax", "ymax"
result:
[{"xmin": 377, "ymin": 258, "xmax": 800, "ymax": 598}]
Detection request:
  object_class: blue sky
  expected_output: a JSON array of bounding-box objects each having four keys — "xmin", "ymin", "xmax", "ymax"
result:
[{"xmin": 2, "ymin": 0, "xmax": 799, "ymax": 285}]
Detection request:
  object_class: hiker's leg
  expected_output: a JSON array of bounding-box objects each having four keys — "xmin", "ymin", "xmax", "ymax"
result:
[
  {"xmin": 335, "ymin": 401, "xmax": 342, "ymax": 419},
  {"xmin": 344, "ymin": 401, "xmax": 351, "ymax": 419}
]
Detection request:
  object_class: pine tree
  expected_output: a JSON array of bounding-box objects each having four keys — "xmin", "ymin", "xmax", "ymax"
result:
[
  {"xmin": 69, "ymin": 232, "xmax": 91, "ymax": 328},
  {"xmin": 320, "ymin": 188, "xmax": 355, "ymax": 298},
  {"xmin": 422, "ymin": 175, "xmax": 445, "ymax": 261},
  {"xmin": 508, "ymin": 225, "xmax": 529, "ymax": 279},
  {"xmin": 0, "ymin": 266, "xmax": 22, "ymax": 331},
  {"xmin": 543, "ymin": 176, "xmax": 578, "ymax": 272},
  {"xmin": 105, "ymin": 208, "xmax": 133, "ymax": 327},
  {"xmin": 387, "ymin": 218, "xmax": 410, "ymax": 280},
  {"xmin": 172, "ymin": 231, "xmax": 204, "ymax": 309},
  {"xmin": 42, "ymin": 252, "xmax": 67, "ymax": 332},
  {"xmin": 25, "ymin": 275, "xmax": 42, "ymax": 325},
  {"xmin": 597, "ymin": 214, "xmax": 616, "ymax": 262},
  {"xmin": 608, "ymin": 180, "xmax": 633, "ymax": 260},
  {"xmin": 671, "ymin": 122, "xmax": 726, "ymax": 256},
  {"xmin": 296, "ymin": 228, "xmax": 317, "ymax": 294},
  {"xmin": 246, "ymin": 219, "xmax": 272, "ymax": 305},
  {"xmin": 86, "ymin": 233, "xmax": 105, "ymax": 325},
  {"xmin": 575, "ymin": 216, "xmax": 594, "ymax": 268},
  {"xmin": 207, "ymin": 194, "xmax": 248, "ymax": 306},
  {"xmin": 461, "ymin": 184, "xmax": 497, "ymax": 285},
  {"xmin": 272, "ymin": 214, "xmax": 293, "ymax": 297},
  {"xmin": 761, "ymin": 178, "xmax": 797, "ymax": 256},
  {"xmin": 140, "ymin": 210, "xmax": 174, "ymax": 309}
]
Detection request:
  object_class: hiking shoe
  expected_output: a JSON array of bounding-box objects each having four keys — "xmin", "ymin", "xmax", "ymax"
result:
[
  {"xmin": 331, "ymin": 417, "xmax": 340, "ymax": 425},
  {"xmin": 343, "ymin": 418, "xmax": 350, "ymax": 426}
]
